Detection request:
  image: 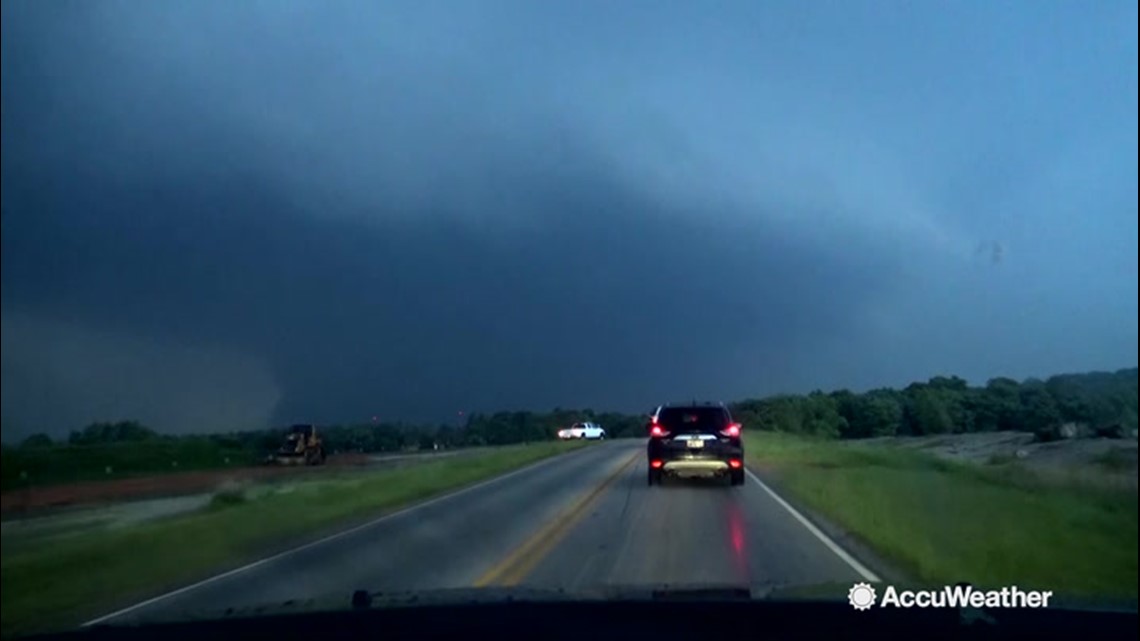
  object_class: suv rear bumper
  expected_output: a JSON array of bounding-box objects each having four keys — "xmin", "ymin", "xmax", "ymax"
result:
[
  {"xmin": 648, "ymin": 444, "xmax": 743, "ymax": 478},
  {"xmin": 662, "ymin": 459, "xmax": 730, "ymax": 475}
]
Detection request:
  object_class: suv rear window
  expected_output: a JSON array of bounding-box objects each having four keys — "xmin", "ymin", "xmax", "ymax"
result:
[{"xmin": 657, "ymin": 407, "xmax": 729, "ymax": 433}]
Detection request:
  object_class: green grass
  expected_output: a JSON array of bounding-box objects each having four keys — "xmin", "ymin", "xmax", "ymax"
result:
[
  {"xmin": 0, "ymin": 440, "xmax": 587, "ymax": 637},
  {"xmin": 986, "ymin": 453, "xmax": 1016, "ymax": 466},
  {"xmin": 1, "ymin": 439, "xmax": 260, "ymax": 490},
  {"xmin": 1093, "ymin": 447, "xmax": 1136, "ymax": 472},
  {"xmin": 746, "ymin": 432, "xmax": 1137, "ymax": 602}
]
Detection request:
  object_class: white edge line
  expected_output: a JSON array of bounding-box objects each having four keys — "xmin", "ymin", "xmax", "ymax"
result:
[
  {"xmin": 745, "ymin": 468, "xmax": 881, "ymax": 583},
  {"xmin": 82, "ymin": 445, "xmax": 596, "ymax": 626}
]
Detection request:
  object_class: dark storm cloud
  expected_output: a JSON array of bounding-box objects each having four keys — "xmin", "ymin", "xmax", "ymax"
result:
[
  {"xmin": 1, "ymin": 117, "xmax": 899, "ymax": 432},
  {"xmin": 2, "ymin": 1, "xmax": 1135, "ymax": 438}
]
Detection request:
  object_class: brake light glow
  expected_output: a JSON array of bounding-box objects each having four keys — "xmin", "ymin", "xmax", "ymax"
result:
[
  {"xmin": 729, "ymin": 459, "xmax": 743, "ymax": 469},
  {"xmin": 721, "ymin": 423, "xmax": 741, "ymax": 438},
  {"xmin": 650, "ymin": 425, "xmax": 669, "ymax": 437},
  {"xmin": 650, "ymin": 460, "xmax": 664, "ymax": 469}
]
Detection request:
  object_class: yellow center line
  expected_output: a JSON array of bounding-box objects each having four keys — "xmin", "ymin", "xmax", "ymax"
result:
[{"xmin": 473, "ymin": 451, "xmax": 638, "ymax": 587}]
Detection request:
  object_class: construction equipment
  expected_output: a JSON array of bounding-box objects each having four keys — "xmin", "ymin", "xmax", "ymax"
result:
[{"xmin": 268, "ymin": 424, "xmax": 327, "ymax": 466}]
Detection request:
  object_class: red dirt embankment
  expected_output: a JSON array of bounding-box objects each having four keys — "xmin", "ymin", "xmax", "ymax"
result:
[{"xmin": 0, "ymin": 453, "xmax": 372, "ymax": 515}]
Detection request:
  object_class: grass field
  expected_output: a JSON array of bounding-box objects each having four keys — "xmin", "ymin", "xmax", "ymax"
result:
[
  {"xmin": 1, "ymin": 439, "xmax": 261, "ymax": 491},
  {"xmin": 746, "ymin": 432, "xmax": 1138, "ymax": 602},
  {"xmin": 0, "ymin": 440, "xmax": 587, "ymax": 637}
]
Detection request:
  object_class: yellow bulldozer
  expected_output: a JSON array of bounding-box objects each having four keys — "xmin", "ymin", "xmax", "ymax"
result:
[{"xmin": 268, "ymin": 424, "xmax": 327, "ymax": 466}]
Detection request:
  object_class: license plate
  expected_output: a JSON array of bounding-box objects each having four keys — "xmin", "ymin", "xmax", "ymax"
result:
[{"xmin": 686, "ymin": 439, "xmax": 704, "ymax": 449}]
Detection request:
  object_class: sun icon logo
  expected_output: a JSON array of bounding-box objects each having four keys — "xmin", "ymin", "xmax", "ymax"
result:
[{"xmin": 848, "ymin": 582, "xmax": 877, "ymax": 610}]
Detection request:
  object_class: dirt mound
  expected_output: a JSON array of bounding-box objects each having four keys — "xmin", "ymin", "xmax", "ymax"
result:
[
  {"xmin": 860, "ymin": 431, "xmax": 1138, "ymax": 491},
  {"xmin": 0, "ymin": 453, "xmax": 371, "ymax": 515}
]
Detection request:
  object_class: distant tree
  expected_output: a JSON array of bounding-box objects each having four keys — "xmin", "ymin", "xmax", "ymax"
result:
[
  {"xmin": 764, "ymin": 396, "xmax": 807, "ymax": 433},
  {"xmin": 69, "ymin": 420, "xmax": 158, "ymax": 445},
  {"xmin": 595, "ymin": 412, "xmax": 643, "ymax": 438},
  {"xmin": 842, "ymin": 390, "xmax": 903, "ymax": 438},
  {"xmin": 907, "ymin": 389, "xmax": 954, "ymax": 435},
  {"xmin": 207, "ymin": 434, "xmax": 244, "ymax": 449},
  {"xmin": 901, "ymin": 380, "xmax": 974, "ymax": 435},
  {"xmin": 803, "ymin": 392, "xmax": 846, "ymax": 438},
  {"xmin": 966, "ymin": 378, "xmax": 1022, "ymax": 431},
  {"xmin": 435, "ymin": 425, "xmax": 458, "ymax": 447},
  {"xmin": 1045, "ymin": 371, "xmax": 1133, "ymax": 429},
  {"xmin": 926, "ymin": 375, "xmax": 970, "ymax": 392},
  {"xmin": 19, "ymin": 433, "xmax": 54, "ymax": 449},
  {"xmin": 1018, "ymin": 382, "xmax": 1064, "ymax": 441}
]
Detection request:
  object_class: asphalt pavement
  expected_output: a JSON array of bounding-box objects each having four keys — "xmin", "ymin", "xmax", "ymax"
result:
[{"xmin": 89, "ymin": 439, "xmax": 871, "ymax": 625}]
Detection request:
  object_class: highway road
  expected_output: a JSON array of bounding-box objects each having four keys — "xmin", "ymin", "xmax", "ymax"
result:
[{"xmin": 87, "ymin": 440, "xmax": 875, "ymax": 625}]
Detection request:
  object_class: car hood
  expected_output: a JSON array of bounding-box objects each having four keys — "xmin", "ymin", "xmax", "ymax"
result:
[
  {"xmin": 102, "ymin": 582, "xmax": 796, "ymax": 626},
  {"xmin": 95, "ymin": 581, "xmax": 1139, "ymax": 628}
]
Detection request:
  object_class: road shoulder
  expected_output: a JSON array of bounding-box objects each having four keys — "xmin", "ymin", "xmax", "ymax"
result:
[{"xmin": 747, "ymin": 466, "xmax": 910, "ymax": 585}]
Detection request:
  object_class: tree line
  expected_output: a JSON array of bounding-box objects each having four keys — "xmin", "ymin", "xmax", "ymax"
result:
[
  {"xmin": 730, "ymin": 368, "xmax": 1137, "ymax": 441},
  {"xmin": 12, "ymin": 367, "xmax": 1137, "ymax": 454}
]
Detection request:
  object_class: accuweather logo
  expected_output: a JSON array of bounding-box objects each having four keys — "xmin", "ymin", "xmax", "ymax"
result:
[
  {"xmin": 848, "ymin": 583, "xmax": 877, "ymax": 610},
  {"xmin": 848, "ymin": 583, "xmax": 1054, "ymax": 610}
]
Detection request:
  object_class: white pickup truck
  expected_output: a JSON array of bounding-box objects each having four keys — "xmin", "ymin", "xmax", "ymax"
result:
[{"xmin": 557, "ymin": 422, "xmax": 606, "ymax": 440}]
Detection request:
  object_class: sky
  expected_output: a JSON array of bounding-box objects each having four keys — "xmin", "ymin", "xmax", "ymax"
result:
[{"xmin": 1, "ymin": 0, "xmax": 1136, "ymax": 439}]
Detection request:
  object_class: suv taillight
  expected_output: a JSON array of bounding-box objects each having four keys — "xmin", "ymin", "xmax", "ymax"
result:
[
  {"xmin": 650, "ymin": 425, "xmax": 670, "ymax": 438},
  {"xmin": 720, "ymin": 423, "xmax": 741, "ymax": 438}
]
